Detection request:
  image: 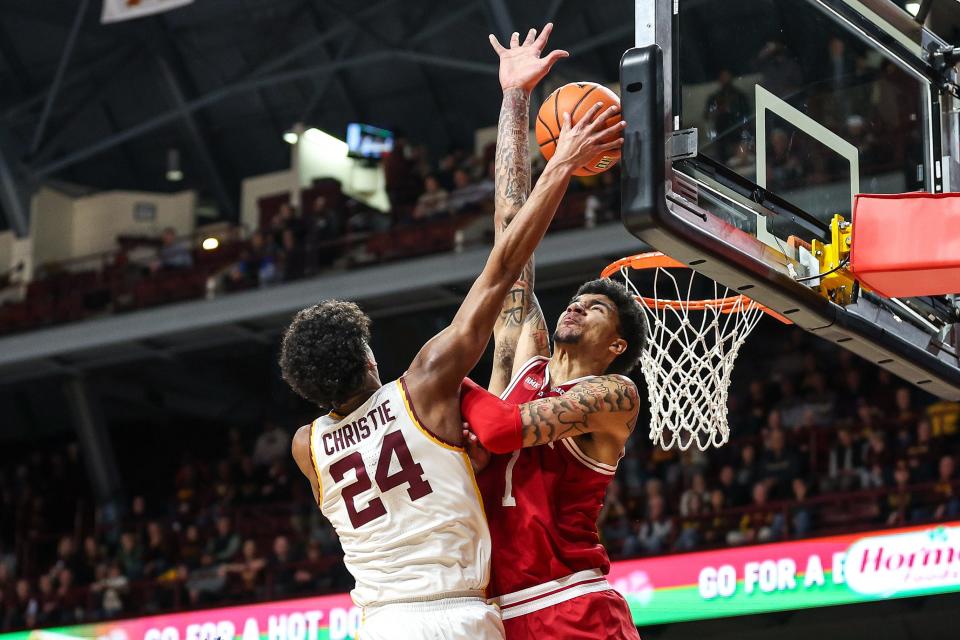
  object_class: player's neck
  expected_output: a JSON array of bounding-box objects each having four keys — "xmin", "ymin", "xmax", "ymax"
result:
[
  {"xmin": 332, "ymin": 377, "xmax": 382, "ymax": 417},
  {"xmin": 547, "ymin": 347, "xmax": 606, "ymax": 385}
]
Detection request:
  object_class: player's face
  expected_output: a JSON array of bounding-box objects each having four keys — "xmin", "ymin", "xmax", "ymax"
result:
[{"xmin": 553, "ymin": 294, "xmax": 624, "ymax": 356}]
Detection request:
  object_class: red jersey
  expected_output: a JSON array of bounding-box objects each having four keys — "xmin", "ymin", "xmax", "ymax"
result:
[{"xmin": 476, "ymin": 356, "xmax": 633, "ymax": 617}]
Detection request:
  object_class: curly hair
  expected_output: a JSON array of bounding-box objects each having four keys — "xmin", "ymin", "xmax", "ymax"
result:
[
  {"xmin": 574, "ymin": 278, "xmax": 647, "ymax": 375},
  {"xmin": 279, "ymin": 300, "xmax": 372, "ymax": 408}
]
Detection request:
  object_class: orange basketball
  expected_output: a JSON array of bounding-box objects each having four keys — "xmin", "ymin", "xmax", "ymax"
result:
[{"xmin": 536, "ymin": 82, "xmax": 622, "ymax": 176}]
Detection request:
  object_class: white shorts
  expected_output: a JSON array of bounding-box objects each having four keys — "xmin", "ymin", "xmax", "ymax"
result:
[{"xmin": 360, "ymin": 596, "xmax": 504, "ymax": 640}]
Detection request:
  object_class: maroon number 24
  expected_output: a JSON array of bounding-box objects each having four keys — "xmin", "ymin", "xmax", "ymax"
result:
[{"xmin": 329, "ymin": 430, "xmax": 434, "ymax": 528}]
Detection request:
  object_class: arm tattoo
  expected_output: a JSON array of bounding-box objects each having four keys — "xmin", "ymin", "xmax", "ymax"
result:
[
  {"xmin": 519, "ymin": 378, "xmax": 640, "ymax": 447},
  {"xmin": 501, "ymin": 287, "xmax": 525, "ymax": 327},
  {"xmin": 492, "ymin": 88, "xmax": 534, "ymax": 385},
  {"xmin": 495, "ymin": 87, "xmax": 531, "ymax": 225}
]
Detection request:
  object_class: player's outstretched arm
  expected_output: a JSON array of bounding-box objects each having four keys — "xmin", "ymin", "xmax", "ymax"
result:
[
  {"xmin": 405, "ymin": 103, "xmax": 625, "ymax": 439},
  {"xmin": 460, "ymin": 375, "xmax": 639, "ymax": 453},
  {"xmin": 489, "ymin": 25, "xmax": 565, "ymax": 395}
]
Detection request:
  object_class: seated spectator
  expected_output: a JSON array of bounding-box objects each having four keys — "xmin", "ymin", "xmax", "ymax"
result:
[
  {"xmin": 261, "ymin": 460, "xmax": 292, "ymax": 502},
  {"xmin": 55, "ymin": 568, "xmax": 82, "ymax": 624},
  {"xmin": 117, "ymin": 532, "xmax": 144, "ymax": 580},
  {"xmin": 305, "ymin": 196, "xmax": 342, "ymax": 269},
  {"xmin": 90, "ymin": 562, "xmax": 128, "ymax": 619},
  {"xmin": 270, "ymin": 203, "xmax": 301, "ymax": 249},
  {"xmin": 599, "ymin": 481, "xmax": 630, "ymax": 556},
  {"xmin": 826, "ymin": 427, "xmax": 862, "ymax": 492},
  {"xmin": 674, "ymin": 492, "xmax": 705, "ymax": 551},
  {"xmin": 143, "ymin": 522, "xmax": 173, "ymax": 579},
  {"xmin": 885, "ymin": 460, "xmax": 913, "ymax": 526},
  {"xmin": 892, "ymin": 387, "xmax": 918, "ymax": 430},
  {"xmin": 760, "ymin": 429, "xmax": 799, "ymax": 498},
  {"xmin": 253, "ymin": 422, "xmax": 288, "ymax": 468},
  {"xmin": 280, "ymin": 229, "xmax": 307, "ymax": 282},
  {"xmin": 412, "ymin": 175, "xmax": 449, "ymax": 220},
  {"xmin": 248, "ymin": 231, "xmax": 280, "ymax": 286},
  {"xmin": 717, "ymin": 463, "xmax": 745, "ymax": 507},
  {"xmin": 735, "ymin": 443, "xmax": 759, "ymax": 495},
  {"xmin": 905, "ymin": 420, "xmax": 938, "ymax": 482},
  {"xmin": 153, "ymin": 227, "xmax": 193, "ymax": 272},
  {"xmin": 679, "ymin": 473, "xmax": 708, "ymax": 516},
  {"xmin": 221, "ymin": 539, "xmax": 266, "ymax": 599},
  {"xmin": 861, "ymin": 430, "xmax": 891, "ymax": 489},
  {"xmin": 236, "ymin": 457, "xmax": 262, "ymax": 504},
  {"xmin": 174, "ymin": 526, "xmax": 201, "ymax": 574},
  {"xmin": 37, "ymin": 574, "xmax": 56, "ymax": 626},
  {"xmin": 76, "ymin": 536, "xmax": 103, "ymax": 584},
  {"xmin": 267, "ymin": 535, "xmax": 299, "ymax": 597},
  {"xmin": 447, "ymin": 168, "xmax": 493, "ymax": 214},
  {"xmin": 727, "ymin": 482, "xmax": 783, "ymax": 545},
  {"xmin": 624, "ymin": 494, "xmax": 673, "ymax": 555},
  {"xmin": 930, "ymin": 455, "xmax": 959, "ymax": 520},
  {"xmin": 703, "ymin": 489, "xmax": 731, "ymax": 546},
  {"xmin": 207, "ymin": 517, "xmax": 241, "ymax": 564},
  {"xmin": 790, "ymin": 478, "xmax": 814, "ymax": 537},
  {"xmin": 211, "ymin": 460, "xmax": 236, "ymax": 506},
  {"xmin": 4, "ymin": 579, "xmax": 36, "ymax": 630},
  {"xmin": 47, "ymin": 537, "xmax": 82, "ymax": 585}
]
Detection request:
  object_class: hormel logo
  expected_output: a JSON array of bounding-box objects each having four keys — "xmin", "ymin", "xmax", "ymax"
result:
[{"xmin": 844, "ymin": 525, "xmax": 960, "ymax": 596}]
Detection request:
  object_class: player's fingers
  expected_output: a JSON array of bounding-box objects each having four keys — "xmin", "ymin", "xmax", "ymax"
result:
[
  {"xmin": 598, "ymin": 138, "xmax": 625, "ymax": 151},
  {"xmin": 488, "ymin": 34, "xmax": 506, "ymax": 55},
  {"xmin": 523, "ymin": 28, "xmax": 537, "ymax": 46},
  {"xmin": 534, "ymin": 22, "xmax": 554, "ymax": 48},
  {"xmin": 580, "ymin": 101, "xmax": 605, "ymax": 128},
  {"xmin": 598, "ymin": 120, "xmax": 627, "ymax": 140},
  {"xmin": 544, "ymin": 50, "xmax": 570, "ymax": 67},
  {"xmin": 589, "ymin": 105, "xmax": 621, "ymax": 131},
  {"xmin": 509, "ymin": 31, "xmax": 520, "ymax": 48},
  {"xmin": 560, "ymin": 111, "xmax": 572, "ymax": 132}
]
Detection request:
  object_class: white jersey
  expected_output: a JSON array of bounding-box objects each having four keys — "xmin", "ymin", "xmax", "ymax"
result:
[{"xmin": 309, "ymin": 377, "xmax": 491, "ymax": 607}]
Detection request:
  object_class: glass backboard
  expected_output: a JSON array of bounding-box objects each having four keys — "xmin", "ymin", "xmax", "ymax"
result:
[{"xmin": 622, "ymin": 0, "xmax": 960, "ymax": 399}]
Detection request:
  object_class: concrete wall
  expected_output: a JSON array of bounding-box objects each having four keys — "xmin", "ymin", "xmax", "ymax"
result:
[
  {"xmin": 31, "ymin": 187, "xmax": 196, "ymax": 266},
  {"xmin": 31, "ymin": 187, "xmax": 76, "ymax": 266},
  {"xmin": 0, "ymin": 231, "xmax": 12, "ymax": 274},
  {"xmin": 71, "ymin": 191, "xmax": 195, "ymax": 258}
]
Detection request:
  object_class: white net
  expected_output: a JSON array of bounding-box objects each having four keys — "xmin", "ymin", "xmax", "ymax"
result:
[{"xmin": 620, "ymin": 264, "xmax": 765, "ymax": 451}]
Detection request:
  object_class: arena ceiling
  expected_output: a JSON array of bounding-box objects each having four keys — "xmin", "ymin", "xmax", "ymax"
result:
[{"xmin": 0, "ymin": 0, "xmax": 634, "ymax": 232}]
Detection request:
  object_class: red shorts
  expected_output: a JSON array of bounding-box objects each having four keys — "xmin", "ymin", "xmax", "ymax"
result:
[{"xmin": 503, "ymin": 589, "xmax": 640, "ymax": 640}]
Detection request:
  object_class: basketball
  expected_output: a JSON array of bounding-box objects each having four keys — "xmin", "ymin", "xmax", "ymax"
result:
[{"xmin": 536, "ymin": 82, "xmax": 622, "ymax": 176}]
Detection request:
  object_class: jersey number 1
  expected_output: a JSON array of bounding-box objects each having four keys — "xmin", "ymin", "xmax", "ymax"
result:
[{"xmin": 330, "ymin": 431, "xmax": 433, "ymax": 528}]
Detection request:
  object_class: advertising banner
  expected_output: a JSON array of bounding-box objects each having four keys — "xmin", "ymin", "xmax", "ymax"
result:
[{"xmin": 5, "ymin": 521, "xmax": 959, "ymax": 639}]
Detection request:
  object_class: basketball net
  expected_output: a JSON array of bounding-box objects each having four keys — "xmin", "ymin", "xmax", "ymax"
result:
[{"xmin": 608, "ymin": 254, "xmax": 768, "ymax": 451}]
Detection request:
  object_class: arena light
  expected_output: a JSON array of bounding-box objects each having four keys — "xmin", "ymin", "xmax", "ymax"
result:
[
  {"xmin": 283, "ymin": 130, "xmax": 299, "ymax": 145},
  {"xmin": 905, "ymin": 2, "xmax": 920, "ymax": 15},
  {"xmin": 201, "ymin": 237, "xmax": 219, "ymax": 251},
  {"xmin": 166, "ymin": 148, "xmax": 183, "ymax": 182}
]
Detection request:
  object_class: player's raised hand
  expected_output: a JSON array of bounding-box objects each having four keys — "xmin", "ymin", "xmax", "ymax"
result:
[
  {"xmin": 550, "ymin": 102, "xmax": 625, "ymax": 173},
  {"xmin": 489, "ymin": 23, "xmax": 569, "ymax": 94}
]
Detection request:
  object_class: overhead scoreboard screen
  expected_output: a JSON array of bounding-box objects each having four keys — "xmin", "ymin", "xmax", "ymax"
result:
[{"xmin": 5, "ymin": 521, "xmax": 960, "ymax": 640}]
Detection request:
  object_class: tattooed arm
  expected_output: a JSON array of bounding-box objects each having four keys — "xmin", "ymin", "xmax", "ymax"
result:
[
  {"xmin": 489, "ymin": 26, "xmax": 565, "ymax": 395},
  {"xmin": 490, "ymin": 87, "xmax": 551, "ymax": 395},
  {"xmin": 518, "ymin": 376, "xmax": 640, "ymax": 446},
  {"xmin": 461, "ymin": 375, "xmax": 639, "ymax": 452}
]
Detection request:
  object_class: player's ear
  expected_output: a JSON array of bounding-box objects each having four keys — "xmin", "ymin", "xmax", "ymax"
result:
[{"xmin": 610, "ymin": 338, "xmax": 627, "ymax": 357}]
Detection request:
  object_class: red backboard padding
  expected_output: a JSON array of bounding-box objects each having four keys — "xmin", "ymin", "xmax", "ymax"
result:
[{"xmin": 850, "ymin": 192, "xmax": 960, "ymax": 298}]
